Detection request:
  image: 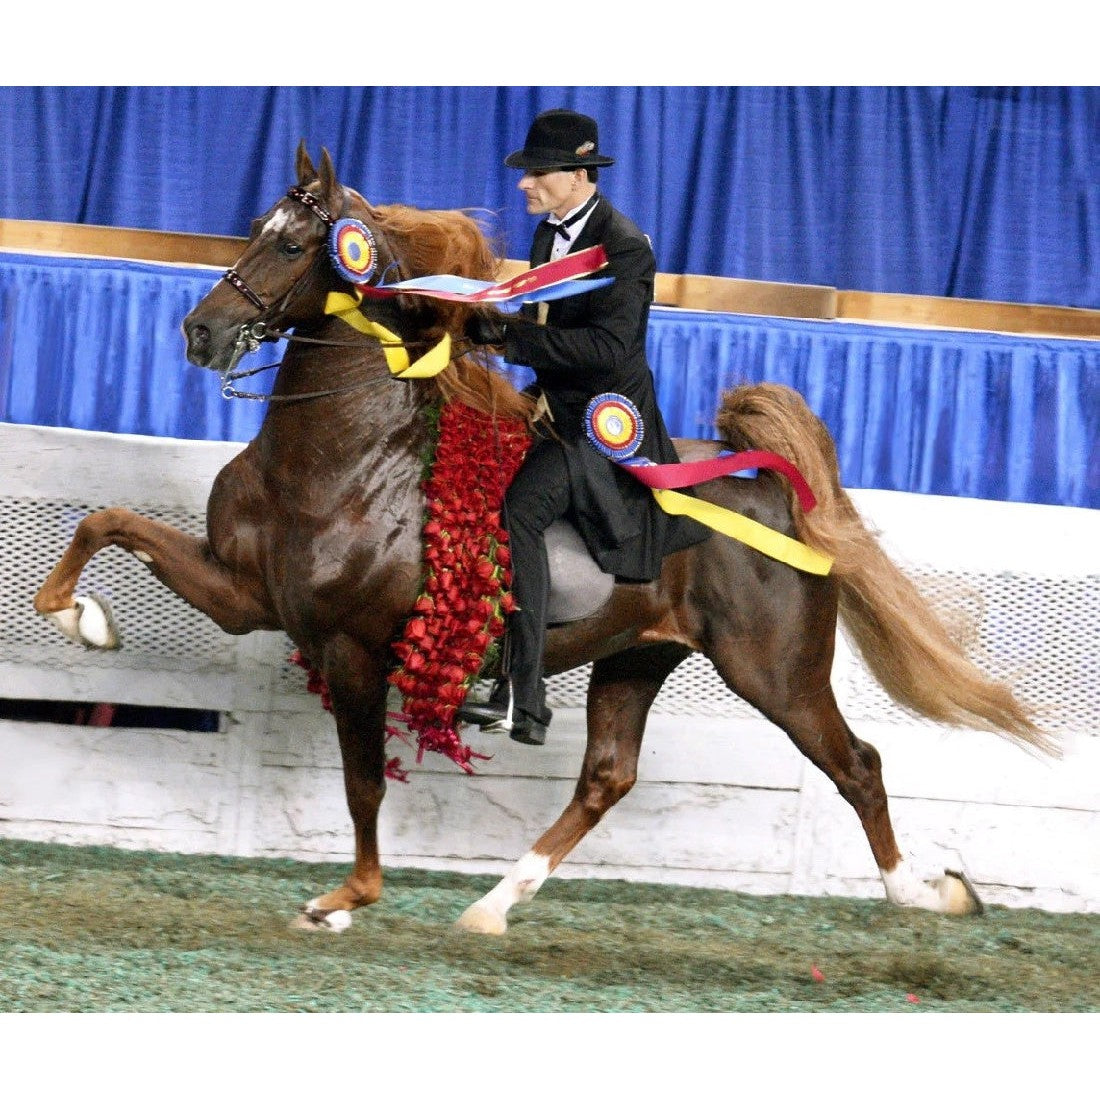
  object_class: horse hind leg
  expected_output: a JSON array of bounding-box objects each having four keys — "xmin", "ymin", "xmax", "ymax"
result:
[
  {"xmin": 800, "ymin": 704, "xmax": 981, "ymax": 914},
  {"xmin": 707, "ymin": 629, "xmax": 982, "ymax": 916},
  {"xmin": 455, "ymin": 643, "xmax": 691, "ymax": 935},
  {"xmin": 40, "ymin": 593, "xmax": 120, "ymax": 649}
]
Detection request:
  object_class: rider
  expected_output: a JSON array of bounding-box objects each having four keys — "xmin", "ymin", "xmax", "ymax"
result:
[{"xmin": 458, "ymin": 108, "xmax": 709, "ymax": 746}]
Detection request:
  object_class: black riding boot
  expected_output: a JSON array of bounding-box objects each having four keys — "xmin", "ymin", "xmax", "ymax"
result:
[{"xmin": 455, "ymin": 676, "xmax": 551, "ymax": 746}]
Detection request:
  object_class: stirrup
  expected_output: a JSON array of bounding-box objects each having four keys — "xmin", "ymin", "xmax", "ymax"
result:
[{"xmin": 456, "ymin": 679, "xmax": 515, "ymax": 730}]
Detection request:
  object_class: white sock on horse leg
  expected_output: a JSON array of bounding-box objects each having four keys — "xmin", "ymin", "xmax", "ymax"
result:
[{"xmin": 476, "ymin": 851, "xmax": 551, "ymax": 918}]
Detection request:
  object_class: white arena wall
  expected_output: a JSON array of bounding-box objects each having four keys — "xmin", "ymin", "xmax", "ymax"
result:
[{"xmin": 1, "ymin": 421, "xmax": 1097, "ymax": 913}]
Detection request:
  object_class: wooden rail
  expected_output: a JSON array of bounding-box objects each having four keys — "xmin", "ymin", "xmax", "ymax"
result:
[
  {"xmin": 0, "ymin": 219, "xmax": 245, "ymax": 269},
  {"xmin": 4, "ymin": 218, "xmax": 1099, "ymax": 339}
]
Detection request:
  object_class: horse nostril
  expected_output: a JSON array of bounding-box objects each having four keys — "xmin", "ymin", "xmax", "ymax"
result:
[{"xmin": 188, "ymin": 323, "xmax": 211, "ymax": 349}]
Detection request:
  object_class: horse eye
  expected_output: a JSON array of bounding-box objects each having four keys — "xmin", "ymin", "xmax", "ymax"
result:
[{"xmin": 280, "ymin": 241, "xmax": 305, "ymax": 258}]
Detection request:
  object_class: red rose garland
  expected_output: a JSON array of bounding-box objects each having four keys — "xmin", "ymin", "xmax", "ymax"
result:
[{"xmin": 387, "ymin": 400, "xmax": 531, "ymax": 772}]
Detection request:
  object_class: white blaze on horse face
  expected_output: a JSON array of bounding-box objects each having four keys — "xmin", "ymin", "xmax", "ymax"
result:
[{"xmin": 261, "ymin": 208, "xmax": 294, "ymax": 237}]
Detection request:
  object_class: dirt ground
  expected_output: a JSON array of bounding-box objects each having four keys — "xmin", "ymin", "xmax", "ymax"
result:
[{"xmin": 0, "ymin": 838, "xmax": 1096, "ymax": 1013}]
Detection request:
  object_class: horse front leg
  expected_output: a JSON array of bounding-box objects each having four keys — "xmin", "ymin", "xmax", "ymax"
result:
[
  {"xmin": 296, "ymin": 641, "xmax": 391, "ymax": 933},
  {"xmin": 33, "ymin": 506, "xmax": 273, "ymax": 645},
  {"xmin": 456, "ymin": 645, "xmax": 688, "ymax": 935}
]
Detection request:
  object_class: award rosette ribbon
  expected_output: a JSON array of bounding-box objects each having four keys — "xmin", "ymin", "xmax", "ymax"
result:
[
  {"xmin": 585, "ymin": 393, "xmax": 644, "ymax": 460},
  {"xmin": 328, "ymin": 218, "xmax": 378, "ymax": 284}
]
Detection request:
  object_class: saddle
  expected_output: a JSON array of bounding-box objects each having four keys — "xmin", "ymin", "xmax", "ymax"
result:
[{"xmin": 545, "ymin": 519, "xmax": 615, "ymax": 624}]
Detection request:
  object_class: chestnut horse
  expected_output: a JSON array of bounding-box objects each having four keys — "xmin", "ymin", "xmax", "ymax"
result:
[{"xmin": 33, "ymin": 146, "xmax": 1053, "ymax": 934}]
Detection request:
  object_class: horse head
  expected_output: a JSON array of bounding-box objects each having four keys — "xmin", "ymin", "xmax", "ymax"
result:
[
  {"xmin": 182, "ymin": 142, "xmax": 408, "ymax": 374},
  {"xmin": 182, "ymin": 143, "xmax": 532, "ymax": 421}
]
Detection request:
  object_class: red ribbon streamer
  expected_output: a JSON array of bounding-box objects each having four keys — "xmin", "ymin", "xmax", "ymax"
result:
[{"xmin": 623, "ymin": 450, "xmax": 818, "ymax": 513}]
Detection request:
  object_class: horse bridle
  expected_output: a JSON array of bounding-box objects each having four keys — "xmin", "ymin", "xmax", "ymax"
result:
[
  {"xmin": 220, "ymin": 184, "xmax": 342, "ymax": 356},
  {"xmin": 218, "ymin": 185, "xmax": 419, "ymax": 402}
]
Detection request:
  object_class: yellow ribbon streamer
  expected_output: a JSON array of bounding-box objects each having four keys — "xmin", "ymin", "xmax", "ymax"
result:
[
  {"xmin": 324, "ymin": 290, "xmax": 452, "ymax": 378},
  {"xmin": 652, "ymin": 488, "xmax": 834, "ymax": 575}
]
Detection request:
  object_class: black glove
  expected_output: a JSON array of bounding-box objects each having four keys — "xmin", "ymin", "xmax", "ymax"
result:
[{"xmin": 464, "ymin": 310, "xmax": 508, "ymax": 347}]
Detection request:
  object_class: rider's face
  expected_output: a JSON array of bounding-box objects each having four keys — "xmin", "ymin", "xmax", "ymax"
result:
[{"xmin": 518, "ymin": 167, "xmax": 587, "ymax": 220}]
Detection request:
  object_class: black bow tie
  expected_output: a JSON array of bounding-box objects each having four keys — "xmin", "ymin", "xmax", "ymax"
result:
[{"xmin": 547, "ymin": 194, "xmax": 598, "ymax": 240}]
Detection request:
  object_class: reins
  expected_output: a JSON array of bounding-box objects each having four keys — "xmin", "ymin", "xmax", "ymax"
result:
[
  {"xmin": 219, "ymin": 330, "xmax": 472, "ymax": 403},
  {"xmin": 218, "ymin": 357, "xmax": 395, "ymax": 403}
]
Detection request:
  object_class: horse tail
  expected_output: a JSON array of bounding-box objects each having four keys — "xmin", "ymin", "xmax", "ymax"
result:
[{"xmin": 714, "ymin": 382, "xmax": 1057, "ymax": 756}]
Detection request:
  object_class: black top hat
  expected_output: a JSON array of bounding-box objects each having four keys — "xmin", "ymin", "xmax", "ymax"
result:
[{"xmin": 504, "ymin": 108, "xmax": 615, "ymax": 170}]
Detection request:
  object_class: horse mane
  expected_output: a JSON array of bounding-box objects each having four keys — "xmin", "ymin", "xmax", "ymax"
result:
[{"xmin": 361, "ymin": 198, "xmax": 535, "ymax": 423}]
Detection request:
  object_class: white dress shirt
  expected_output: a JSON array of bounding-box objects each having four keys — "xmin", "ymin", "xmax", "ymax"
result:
[{"xmin": 546, "ymin": 196, "xmax": 599, "ymax": 261}]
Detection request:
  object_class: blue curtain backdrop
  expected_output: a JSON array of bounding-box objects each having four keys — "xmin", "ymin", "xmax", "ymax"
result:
[
  {"xmin": 2, "ymin": 86, "xmax": 1099, "ymax": 309},
  {"xmin": 2, "ymin": 251, "xmax": 1096, "ymax": 508}
]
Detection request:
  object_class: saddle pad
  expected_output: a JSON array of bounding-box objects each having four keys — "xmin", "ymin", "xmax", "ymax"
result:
[{"xmin": 545, "ymin": 519, "xmax": 615, "ymax": 624}]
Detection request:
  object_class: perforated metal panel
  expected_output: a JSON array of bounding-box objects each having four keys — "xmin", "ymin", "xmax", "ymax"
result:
[
  {"xmin": 839, "ymin": 567, "xmax": 1100, "ymax": 734},
  {"xmin": 275, "ymin": 637, "xmax": 311, "ymax": 693},
  {"xmin": 545, "ymin": 565, "xmax": 1099, "ymax": 734},
  {"xmin": 1, "ymin": 495, "xmax": 238, "ymax": 672}
]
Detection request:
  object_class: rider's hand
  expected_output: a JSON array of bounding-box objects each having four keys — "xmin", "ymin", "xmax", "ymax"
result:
[{"xmin": 464, "ymin": 311, "xmax": 508, "ymax": 347}]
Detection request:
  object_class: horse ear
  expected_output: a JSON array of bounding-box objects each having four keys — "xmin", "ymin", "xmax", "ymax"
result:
[
  {"xmin": 296, "ymin": 140, "xmax": 317, "ymax": 184},
  {"xmin": 318, "ymin": 147, "xmax": 338, "ymax": 203}
]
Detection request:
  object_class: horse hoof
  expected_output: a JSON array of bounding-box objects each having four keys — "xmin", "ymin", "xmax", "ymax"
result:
[
  {"xmin": 938, "ymin": 869, "xmax": 984, "ymax": 916},
  {"xmin": 294, "ymin": 902, "xmax": 353, "ymax": 932},
  {"xmin": 44, "ymin": 595, "xmax": 121, "ymax": 650},
  {"xmin": 455, "ymin": 902, "xmax": 508, "ymax": 936}
]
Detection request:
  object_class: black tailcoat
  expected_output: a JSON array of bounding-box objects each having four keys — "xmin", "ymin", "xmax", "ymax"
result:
[{"xmin": 502, "ymin": 194, "xmax": 709, "ymax": 582}]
